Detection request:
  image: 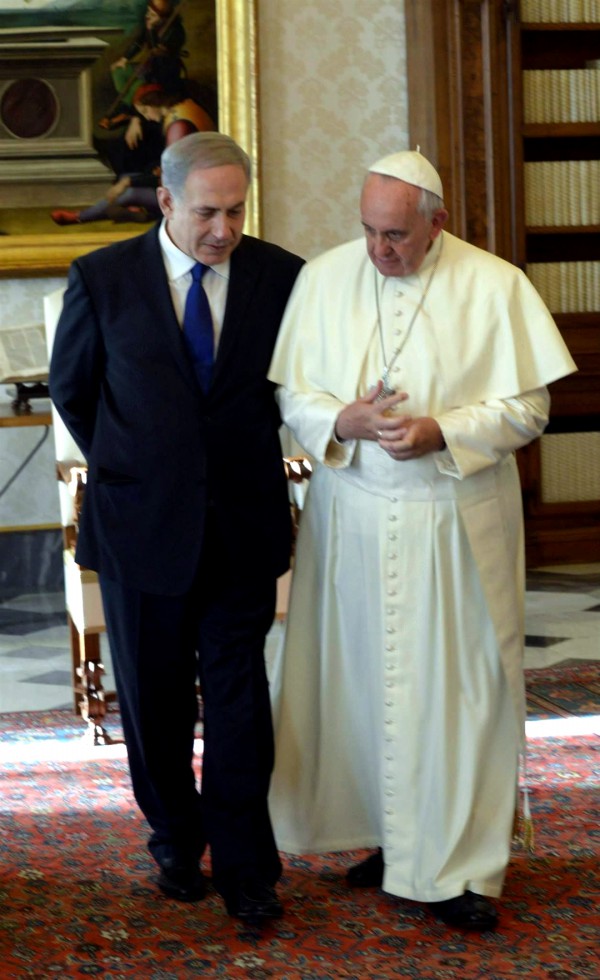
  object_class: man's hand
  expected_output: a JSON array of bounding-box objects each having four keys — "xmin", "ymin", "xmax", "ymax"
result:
[
  {"xmin": 334, "ymin": 383, "xmax": 409, "ymax": 442},
  {"xmin": 378, "ymin": 416, "xmax": 445, "ymax": 459},
  {"xmin": 106, "ymin": 176, "xmax": 132, "ymax": 203}
]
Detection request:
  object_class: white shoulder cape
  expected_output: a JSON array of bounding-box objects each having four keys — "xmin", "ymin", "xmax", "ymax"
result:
[{"xmin": 269, "ymin": 232, "xmax": 576, "ymax": 406}]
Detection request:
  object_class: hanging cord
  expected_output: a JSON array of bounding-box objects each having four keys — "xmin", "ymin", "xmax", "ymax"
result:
[
  {"xmin": 513, "ymin": 749, "xmax": 535, "ymax": 853},
  {"xmin": 0, "ymin": 425, "xmax": 50, "ymax": 499}
]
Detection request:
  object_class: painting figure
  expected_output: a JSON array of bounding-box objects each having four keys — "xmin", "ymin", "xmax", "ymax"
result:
[
  {"xmin": 96, "ymin": 0, "xmax": 188, "ymax": 178},
  {"xmin": 51, "ymin": 83, "xmax": 216, "ymax": 226},
  {"xmin": 101, "ymin": 0, "xmax": 187, "ymax": 120}
]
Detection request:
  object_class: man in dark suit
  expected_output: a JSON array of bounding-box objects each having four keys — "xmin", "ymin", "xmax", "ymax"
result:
[{"xmin": 49, "ymin": 132, "xmax": 304, "ymax": 922}]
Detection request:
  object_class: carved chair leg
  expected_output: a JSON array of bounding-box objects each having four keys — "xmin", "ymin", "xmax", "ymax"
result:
[
  {"xmin": 68, "ymin": 612, "xmax": 82, "ymax": 714},
  {"xmin": 68, "ymin": 613, "xmax": 112, "ymax": 745}
]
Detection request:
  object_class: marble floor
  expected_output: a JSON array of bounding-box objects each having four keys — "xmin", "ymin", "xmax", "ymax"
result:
[{"xmin": 0, "ymin": 565, "xmax": 599, "ymax": 717}]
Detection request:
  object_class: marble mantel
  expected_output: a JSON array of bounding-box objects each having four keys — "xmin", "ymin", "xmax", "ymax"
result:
[{"xmin": 0, "ymin": 26, "xmax": 116, "ymax": 206}]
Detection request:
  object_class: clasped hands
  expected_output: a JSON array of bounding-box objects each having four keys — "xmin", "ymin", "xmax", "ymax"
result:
[{"xmin": 334, "ymin": 383, "xmax": 445, "ymax": 460}]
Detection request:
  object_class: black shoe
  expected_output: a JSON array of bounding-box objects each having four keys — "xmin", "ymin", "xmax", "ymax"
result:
[
  {"xmin": 224, "ymin": 878, "xmax": 284, "ymax": 922},
  {"xmin": 346, "ymin": 848, "xmax": 384, "ymax": 888},
  {"xmin": 427, "ymin": 891, "xmax": 498, "ymax": 931},
  {"xmin": 157, "ymin": 862, "xmax": 207, "ymax": 902}
]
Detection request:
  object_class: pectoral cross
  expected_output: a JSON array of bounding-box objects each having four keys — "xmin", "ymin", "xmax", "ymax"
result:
[{"xmin": 376, "ymin": 371, "xmax": 397, "ymax": 400}]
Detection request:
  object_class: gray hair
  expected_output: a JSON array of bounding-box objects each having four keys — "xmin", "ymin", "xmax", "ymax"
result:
[
  {"xmin": 417, "ymin": 188, "xmax": 445, "ymax": 219},
  {"xmin": 160, "ymin": 132, "xmax": 251, "ymax": 200}
]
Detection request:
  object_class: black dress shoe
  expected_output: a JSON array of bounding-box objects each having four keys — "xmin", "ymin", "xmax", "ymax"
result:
[
  {"xmin": 157, "ymin": 863, "xmax": 207, "ymax": 902},
  {"xmin": 224, "ymin": 878, "xmax": 284, "ymax": 921},
  {"xmin": 346, "ymin": 848, "xmax": 384, "ymax": 887},
  {"xmin": 427, "ymin": 891, "xmax": 498, "ymax": 931}
]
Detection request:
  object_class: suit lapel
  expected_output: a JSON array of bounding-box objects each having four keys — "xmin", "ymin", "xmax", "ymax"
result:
[
  {"xmin": 134, "ymin": 231, "xmax": 259, "ymax": 397},
  {"xmin": 212, "ymin": 238, "xmax": 257, "ymax": 384},
  {"xmin": 135, "ymin": 226, "xmax": 204, "ymax": 396}
]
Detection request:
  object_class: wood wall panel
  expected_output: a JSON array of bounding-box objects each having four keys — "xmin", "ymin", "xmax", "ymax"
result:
[
  {"xmin": 405, "ymin": 0, "xmax": 600, "ymax": 566},
  {"xmin": 406, "ymin": 0, "xmax": 516, "ymax": 255}
]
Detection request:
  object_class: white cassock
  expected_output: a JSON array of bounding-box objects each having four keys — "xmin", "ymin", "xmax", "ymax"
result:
[{"xmin": 267, "ymin": 231, "xmax": 577, "ymax": 903}]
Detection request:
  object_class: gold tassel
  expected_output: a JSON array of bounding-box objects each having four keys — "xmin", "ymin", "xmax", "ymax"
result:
[{"xmin": 513, "ymin": 752, "xmax": 535, "ymax": 853}]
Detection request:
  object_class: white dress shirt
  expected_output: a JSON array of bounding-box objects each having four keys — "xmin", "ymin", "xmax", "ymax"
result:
[{"xmin": 159, "ymin": 220, "xmax": 230, "ymax": 351}]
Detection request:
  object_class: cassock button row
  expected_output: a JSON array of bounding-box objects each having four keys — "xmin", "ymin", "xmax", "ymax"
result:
[
  {"xmin": 389, "ymin": 514, "xmax": 397, "ymax": 521},
  {"xmin": 388, "ymin": 552, "xmax": 397, "ymax": 560},
  {"xmin": 389, "ymin": 570, "xmax": 398, "ymax": 579},
  {"xmin": 387, "ymin": 589, "xmax": 397, "ymax": 597},
  {"xmin": 386, "ymin": 627, "xmax": 396, "ymax": 634},
  {"xmin": 388, "ymin": 533, "xmax": 397, "ymax": 541},
  {"xmin": 385, "ymin": 807, "xmax": 394, "ymax": 815}
]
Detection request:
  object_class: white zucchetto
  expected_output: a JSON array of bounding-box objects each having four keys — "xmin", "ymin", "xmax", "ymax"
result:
[{"xmin": 368, "ymin": 149, "xmax": 444, "ymax": 200}]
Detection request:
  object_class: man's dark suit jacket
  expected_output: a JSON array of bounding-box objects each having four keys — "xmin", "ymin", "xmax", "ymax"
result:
[{"xmin": 49, "ymin": 225, "xmax": 304, "ymax": 596}]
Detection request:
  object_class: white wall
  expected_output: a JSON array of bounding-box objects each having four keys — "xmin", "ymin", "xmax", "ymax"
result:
[{"xmin": 258, "ymin": 0, "xmax": 408, "ymax": 259}]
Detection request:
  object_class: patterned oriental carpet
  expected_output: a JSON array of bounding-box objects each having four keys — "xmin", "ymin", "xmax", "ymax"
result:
[{"xmin": 0, "ymin": 663, "xmax": 598, "ymax": 979}]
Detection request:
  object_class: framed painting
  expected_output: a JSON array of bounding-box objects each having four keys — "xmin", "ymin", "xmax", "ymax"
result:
[{"xmin": 0, "ymin": 0, "xmax": 259, "ymax": 278}]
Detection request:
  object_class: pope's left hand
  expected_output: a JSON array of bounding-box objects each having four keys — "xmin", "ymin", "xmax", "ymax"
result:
[{"xmin": 378, "ymin": 416, "xmax": 445, "ymax": 460}]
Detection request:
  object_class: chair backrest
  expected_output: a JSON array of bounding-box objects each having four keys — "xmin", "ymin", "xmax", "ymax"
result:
[{"xmin": 44, "ymin": 287, "xmax": 86, "ymax": 529}]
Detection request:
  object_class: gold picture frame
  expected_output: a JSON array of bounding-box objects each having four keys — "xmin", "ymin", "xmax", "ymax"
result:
[{"xmin": 0, "ymin": 0, "xmax": 259, "ymax": 278}]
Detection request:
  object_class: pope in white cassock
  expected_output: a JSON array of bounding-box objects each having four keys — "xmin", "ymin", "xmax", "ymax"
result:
[{"xmin": 267, "ymin": 150, "xmax": 577, "ymax": 931}]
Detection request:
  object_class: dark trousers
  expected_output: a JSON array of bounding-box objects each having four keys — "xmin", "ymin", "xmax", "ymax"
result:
[{"xmin": 99, "ymin": 528, "xmax": 281, "ymax": 895}]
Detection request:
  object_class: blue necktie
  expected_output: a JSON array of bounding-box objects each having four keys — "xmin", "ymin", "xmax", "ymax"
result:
[{"xmin": 183, "ymin": 262, "xmax": 214, "ymax": 391}]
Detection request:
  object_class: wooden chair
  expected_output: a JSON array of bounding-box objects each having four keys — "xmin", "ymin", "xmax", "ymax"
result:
[
  {"xmin": 276, "ymin": 455, "xmax": 312, "ymax": 619},
  {"xmin": 44, "ymin": 288, "xmax": 115, "ymax": 745},
  {"xmin": 44, "ymin": 286, "xmax": 313, "ymax": 735}
]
